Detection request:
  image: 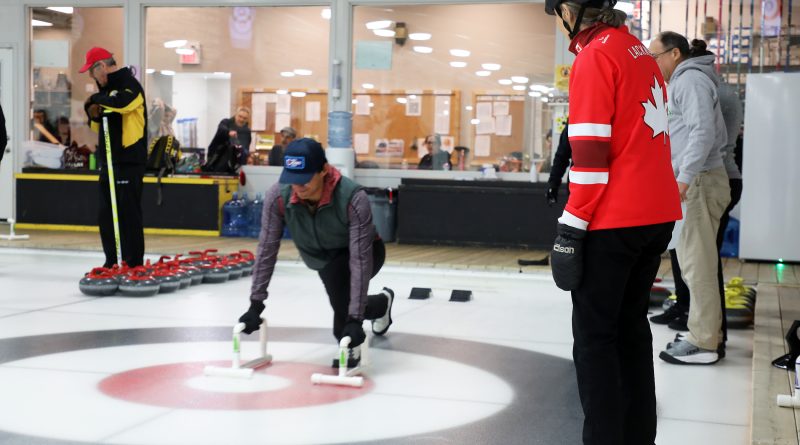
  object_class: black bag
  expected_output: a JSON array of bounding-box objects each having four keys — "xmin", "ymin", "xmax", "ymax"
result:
[
  {"xmin": 202, "ymin": 142, "xmax": 240, "ymax": 174},
  {"xmin": 146, "ymin": 135, "xmax": 180, "ymax": 205}
]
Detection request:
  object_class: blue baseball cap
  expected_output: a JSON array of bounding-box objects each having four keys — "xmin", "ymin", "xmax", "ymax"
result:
[{"xmin": 278, "ymin": 138, "xmax": 327, "ymax": 185}]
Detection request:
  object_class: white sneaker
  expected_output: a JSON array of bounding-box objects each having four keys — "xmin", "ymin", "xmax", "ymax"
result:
[{"xmin": 371, "ymin": 287, "xmax": 394, "ymax": 335}]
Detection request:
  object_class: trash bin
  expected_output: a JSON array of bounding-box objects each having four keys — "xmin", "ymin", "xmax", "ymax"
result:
[
  {"xmin": 366, "ymin": 187, "xmax": 397, "ymax": 242},
  {"xmin": 720, "ymin": 217, "xmax": 739, "ymax": 257}
]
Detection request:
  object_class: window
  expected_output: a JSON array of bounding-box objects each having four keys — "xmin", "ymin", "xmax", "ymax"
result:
[
  {"xmin": 351, "ymin": 3, "xmax": 556, "ymax": 174},
  {"xmin": 144, "ymin": 6, "xmax": 330, "ymax": 166}
]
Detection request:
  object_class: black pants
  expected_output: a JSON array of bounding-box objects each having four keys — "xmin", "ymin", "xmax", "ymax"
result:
[
  {"xmin": 98, "ymin": 164, "xmax": 145, "ymax": 268},
  {"xmin": 673, "ymin": 178, "xmax": 743, "ymax": 340},
  {"xmin": 318, "ymin": 239, "xmax": 388, "ymax": 341},
  {"xmin": 572, "ymin": 222, "xmax": 673, "ymax": 445}
]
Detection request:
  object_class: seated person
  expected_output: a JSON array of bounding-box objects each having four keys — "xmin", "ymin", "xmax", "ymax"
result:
[
  {"xmin": 268, "ymin": 126, "xmax": 296, "ymax": 166},
  {"xmin": 208, "ymin": 106, "xmax": 252, "ymax": 165},
  {"xmin": 417, "ymin": 134, "xmax": 452, "ymax": 170}
]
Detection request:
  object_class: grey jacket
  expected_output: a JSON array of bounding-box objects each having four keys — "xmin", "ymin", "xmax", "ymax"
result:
[
  {"xmin": 667, "ymin": 55, "xmax": 727, "ymax": 184},
  {"xmin": 718, "ymin": 82, "xmax": 743, "ymax": 180}
]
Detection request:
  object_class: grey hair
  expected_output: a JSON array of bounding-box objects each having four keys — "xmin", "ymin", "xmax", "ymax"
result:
[
  {"xmin": 236, "ymin": 106, "xmax": 251, "ymax": 115},
  {"xmin": 562, "ymin": 2, "xmax": 628, "ymax": 28}
]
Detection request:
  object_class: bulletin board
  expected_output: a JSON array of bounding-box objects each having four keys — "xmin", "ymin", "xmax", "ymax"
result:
[
  {"xmin": 239, "ymin": 89, "xmax": 460, "ymax": 168},
  {"xmin": 470, "ymin": 93, "xmax": 526, "ymax": 167}
]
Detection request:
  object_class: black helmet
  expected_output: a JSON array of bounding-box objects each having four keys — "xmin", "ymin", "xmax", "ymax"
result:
[{"xmin": 545, "ymin": 0, "xmax": 617, "ymax": 15}]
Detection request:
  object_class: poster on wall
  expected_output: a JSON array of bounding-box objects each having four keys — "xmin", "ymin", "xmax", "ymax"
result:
[
  {"xmin": 276, "ymin": 94, "xmax": 292, "ymax": 114},
  {"xmin": 275, "ymin": 113, "xmax": 291, "ymax": 132},
  {"xmin": 434, "ymin": 114, "xmax": 450, "ymax": 135},
  {"xmin": 477, "ymin": 117, "xmax": 495, "ymax": 135},
  {"xmin": 356, "ymin": 95, "xmax": 371, "ymax": 116},
  {"xmin": 493, "ymin": 101, "xmax": 509, "ymax": 116},
  {"xmin": 355, "ymin": 41, "xmax": 393, "ymax": 70},
  {"xmin": 305, "ymin": 101, "xmax": 321, "ymax": 122},
  {"xmin": 475, "ymin": 135, "xmax": 491, "ymax": 157},
  {"xmin": 375, "ymin": 138, "xmax": 404, "ymax": 157},
  {"xmin": 406, "ymin": 96, "xmax": 422, "ymax": 116},
  {"xmin": 250, "ymin": 93, "xmax": 269, "ymax": 131},
  {"xmin": 495, "ymin": 115, "xmax": 513, "ymax": 136},
  {"xmin": 476, "ymin": 102, "xmax": 493, "ymax": 120},
  {"xmin": 354, "ymin": 133, "xmax": 370, "ymax": 154}
]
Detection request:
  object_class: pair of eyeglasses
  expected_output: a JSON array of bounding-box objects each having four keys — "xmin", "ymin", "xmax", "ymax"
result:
[{"xmin": 650, "ymin": 48, "xmax": 674, "ymax": 59}]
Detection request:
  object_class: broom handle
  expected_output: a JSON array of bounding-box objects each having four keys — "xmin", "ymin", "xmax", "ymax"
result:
[{"xmin": 102, "ymin": 115, "xmax": 122, "ymax": 266}]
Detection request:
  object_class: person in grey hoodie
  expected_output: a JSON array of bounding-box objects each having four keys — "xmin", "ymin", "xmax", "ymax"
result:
[{"xmin": 649, "ymin": 33, "xmax": 731, "ymax": 365}]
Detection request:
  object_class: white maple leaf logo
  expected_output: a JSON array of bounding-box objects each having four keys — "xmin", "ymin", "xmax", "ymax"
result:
[{"xmin": 641, "ymin": 76, "xmax": 669, "ymax": 141}]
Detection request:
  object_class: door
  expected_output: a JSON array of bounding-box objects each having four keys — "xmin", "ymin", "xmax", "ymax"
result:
[{"xmin": 0, "ymin": 48, "xmax": 13, "ymax": 219}]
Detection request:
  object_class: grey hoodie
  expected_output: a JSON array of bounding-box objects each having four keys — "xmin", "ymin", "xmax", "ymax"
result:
[
  {"xmin": 667, "ymin": 54, "xmax": 727, "ymax": 184},
  {"xmin": 718, "ymin": 81, "xmax": 743, "ymax": 180}
]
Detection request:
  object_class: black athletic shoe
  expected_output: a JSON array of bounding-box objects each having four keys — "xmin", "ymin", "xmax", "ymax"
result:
[
  {"xmin": 667, "ymin": 312, "xmax": 689, "ymax": 331},
  {"xmin": 650, "ymin": 304, "xmax": 685, "ymax": 325}
]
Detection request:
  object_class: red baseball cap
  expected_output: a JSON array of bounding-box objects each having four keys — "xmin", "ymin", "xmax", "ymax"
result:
[{"xmin": 79, "ymin": 47, "xmax": 113, "ymax": 73}]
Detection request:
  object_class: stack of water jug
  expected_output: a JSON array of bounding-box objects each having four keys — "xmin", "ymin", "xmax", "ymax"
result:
[{"xmin": 221, "ymin": 192, "xmax": 263, "ymax": 238}]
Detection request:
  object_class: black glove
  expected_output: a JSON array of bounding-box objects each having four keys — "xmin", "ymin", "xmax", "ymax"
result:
[
  {"xmin": 545, "ymin": 184, "xmax": 560, "ymax": 206},
  {"xmin": 550, "ymin": 223, "xmax": 586, "ymax": 291},
  {"xmin": 238, "ymin": 300, "xmax": 265, "ymax": 334},
  {"xmin": 340, "ymin": 319, "xmax": 366, "ymax": 348}
]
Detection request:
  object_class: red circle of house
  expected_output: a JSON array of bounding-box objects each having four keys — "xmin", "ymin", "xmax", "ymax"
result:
[{"xmin": 98, "ymin": 361, "xmax": 374, "ymax": 410}]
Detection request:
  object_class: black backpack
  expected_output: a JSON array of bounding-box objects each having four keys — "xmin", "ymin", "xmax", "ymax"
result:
[
  {"xmin": 202, "ymin": 142, "xmax": 240, "ymax": 174},
  {"xmin": 146, "ymin": 135, "xmax": 180, "ymax": 205}
]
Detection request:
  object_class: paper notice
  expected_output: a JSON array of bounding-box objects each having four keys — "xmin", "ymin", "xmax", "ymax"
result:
[
  {"xmin": 275, "ymin": 113, "xmax": 291, "ymax": 132},
  {"xmin": 435, "ymin": 114, "xmax": 450, "ymax": 135},
  {"xmin": 493, "ymin": 101, "xmax": 509, "ymax": 116},
  {"xmin": 251, "ymin": 93, "xmax": 268, "ymax": 131},
  {"xmin": 476, "ymin": 102, "xmax": 493, "ymax": 119},
  {"xmin": 305, "ymin": 101, "xmax": 321, "ymax": 122},
  {"xmin": 476, "ymin": 117, "xmax": 495, "ymax": 135},
  {"xmin": 265, "ymin": 93, "xmax": 277, "ymax": 103},
  {"xmin": 354, "ymin": 133, "xmax": 370, "ymax": 154},
  {"xmin": 406, "ymin": 96, "xmax": 421, "ymax": 116},
  {"xmin": 495, "ymin": 115, "xmax": 512, "ymax": 136},
  {"xmin": 276, "ymin": 94, "xmax": 292, "ymax": 114},
  {"xmin": 355, "ymin": 95, "xmax": 371, "ymax": 116},
  {"xmin": 475, "ymin": 135, "xmax": 491, "ymax": 157}
]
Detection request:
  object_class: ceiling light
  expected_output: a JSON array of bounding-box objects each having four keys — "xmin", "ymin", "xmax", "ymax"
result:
[
  {"xmin": 465, "ymin": 105, "xmax": 473, "ymax": 111},
  {"xmin": 160, "ymin": 70, "xmax": 176, "ymax": 76},
  {"xmin": 541, "ymin": 97, "xmax": 550, "ymax": 103},
  {"xmin": 321, "ymin": 8, "xmax": 331, "ymax": 20},
  {"xmin": 548, "ymin": 93, "xmax": 555, "ymax": 97},
  {"xmin": 369, "ymin": 102, "xmax": 375, "ymax": 108},
  {"xmin": 362, "ymin": 83, "xmax": 374, "ymax": 89},
  {"xmin": 352, "ymin": 99, "xmax": 358, "ymax": 104},
  {"xmin": 529, "ymin": 91, "xmax": 542, "ymax": 97},
  {"xmin": 396, "ymin": 97, "xmax": 408, "ymax": 104},
  {"xmin": 294, "ymin": 69, "xmax": 312, "ymax": 76},
  {"xmin": 450, "ymin": 49, "xmax": 471, "ymax": 57},
  {"xmin": 175, "ymin": 48, "xmax": 195, "ymax": 56},
  {"xmin": 46, "ymin": 7, "xmax": 73, "ymax": 14},
  {"xmin": 482, "ymin": 63, "xmax": 501, "ymax": 71},
  {"xmin": 409, "ymin": 33, "xmax": 431, "ymax": 41},
  {"xmin": 291, "ymin": 91, "xmax": 307, "ymax": 98},
  {"xmin": 511, "ymin": 76, "xmax": 530, "ymax": 84},
  {"xmin": 280, "ymin": 71, "xmax": 295, "ymax": 77},
  {"xmin": 366, "ymin": 20, "xmax": 392, "ymax": 30},
  {"xmin": 475, "ymin": 70, "xmax": 491, "ymax": 77},
  {"xmin": 498, "ymin": 79, "xmax": 513, "ymax": 85},
  {"xmin": 31, "ymin": 19, "xmax": 52, "ymax": 27},
  {"xmin": 409, "ymin": 94, "xmax": 417, "ymax": 99},
  {"xmin": 413, "ymin": 46, "xmax": 433, "ymax": 54},
  {"xmin": 374, "ymin": 29, "xmax": 396, "ymax": 37},
  {"xmin": 449, "ymin": 61, "xmax": 467, "ymax": 68},
  {"xmin": 512, "ymin": 85, "xmax": 527, "ymax": 91},
  {"xmin": 529, "ymin": 84, "xmax": 550, "ymax": 93},
  {"xmin": 145, "ymin": 68, "xmax": 155, "ymax": 74},
  {"xmin": 470, "ymin": 118, "xmax": 480, "ymax": 125},
  {"xmin": 163, "ymin": 40, "xmax": 187, "ymax": 49},
  {"xmin": 276, "ymin": 89, "xmax": 288, "ymax": 95}
]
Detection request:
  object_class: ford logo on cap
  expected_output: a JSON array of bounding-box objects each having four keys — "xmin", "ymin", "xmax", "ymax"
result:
[{"xmin": 284, "ymin": 156, "xmax": 306, "ymax": 170}]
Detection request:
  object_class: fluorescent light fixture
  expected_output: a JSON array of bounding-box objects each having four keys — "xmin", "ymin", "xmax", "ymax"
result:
[
  {"xmin": 512, "ymin": 85, "xmax": 527, "ymax": 91},
  {"xmin": 369, "ymin": 102, "xmax": 375, "ymax": 108},
  {"xmin": 175, "ymin": 48, "xmax": 195, "ymax": 56},
  {"xmin": 409, "ymin": 33, "xmax": 431, "ymax": 41},
  {"xmin": 465, "ymin": 105, "xmax": 474, "ymax": 111},
  {"xmin": 482, "ymin": 63, "xmax": 501, "ymax": 71},
  {"xmin": 291, "ymin": 91, "xmax": 307, "ymax": 98},
  {"xmin": 529, "ymin": 91, "xmax": 542, "ymax": 97},
  {"xmin": 498, "ymin": 79, "xmax": 513, "ymax": 85},
  {"xmin": 280, "ymin": 71, "xmax": 295, "ymax": 77},
  {"xmin": 366, "ymin": 20, "xmax": 392, "ymax": 30},
  {"xmin": 276, "ymin": 89, "xmax": 289, "ymax": 95},
  {"xmin": 470, "ymin": 118, "xmax": 480, "ymax": 125},
  {"xmin": 374, "ymin": 29, "xmax": 395, "ymax": 37},
  {"xmin": 163, "ymin": 40, "xmax": 187, "ymax": 49},
  {"xmin": 475, "ymin": 70, "xmax": 491, "ymax": 77},
  {"xmin": 47, "ymin": 6, "xmax": 73, "ymax": 14},
  {"xmin": 31, "ymin": 19, "xmax": 52, "ymax": 27},
  {"xmin": 294, "ymin": 69, "xmax": 312, "ymax": 76},
  {"xmin": 449, "ymin": 61, "xmax": 467, "ymax": 68},
  {"xmin": 352, "ymin": 99, "xmax": 358, "ymax": 104},
  {"xmin": 529, "ymin": 84, "xmax": 550, "ymax": 93},
  {"xmin": 511, "ymin": 76, "xmax": 529, "ymax": 84},
  {"xmin": 145, "ymin": 68, "xmax": 155, "ymax": 74},
  {"xmin": 413, "ymin": 46, "xmax": 433, "ymax": 54},
  {"xmin": 362, "ymin": 83, "xmax": 374, "ymax": 89},
  {"xmin": 321, "ymin": 8, "xmax": 331, "ymax": 20},
  {"xmin": 160, "ymin": 70, "xmax": 176, "ymax": 76},
  {"xmin": 548, "ymin": 93, "xmax": 555, "ymax": 97},
  {"xmin": 541, "ymin": 97, "xmax": 550, "ymax": 103},
  {"xmin": 615, "ymin": 1, "xmax": 635, "ymax": 15},
  {"xmin": 450, "ymin": 49, "xmax": 471, "ymax": 57},
  {"xmin": 409, "ymin": 94, "xmax": 417, "ymax": 99},
  {"xmin": 396, "ymin": 97, "xmax": 408, "ymax": 104}
]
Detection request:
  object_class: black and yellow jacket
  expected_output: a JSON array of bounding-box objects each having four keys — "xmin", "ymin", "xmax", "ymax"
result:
[{"xmin": 86, "ymin": 67, "xmax": 147, "ymax": 166}]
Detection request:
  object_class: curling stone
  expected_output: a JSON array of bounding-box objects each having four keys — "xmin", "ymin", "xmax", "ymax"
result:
[
  {"xmin": 118, "ymin": 268, "xmax": 160, "ymax": 297},
  {"xmin": 152, "ymin": 269, "xmax": 181, "ymax": 293},
  {"xmin": 78, "ymin": 267, "xmax": 119, "ymax": 297}
]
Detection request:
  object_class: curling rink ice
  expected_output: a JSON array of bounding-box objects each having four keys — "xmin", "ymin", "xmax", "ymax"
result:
[{"xmin": 0, "ymin": 248, "xmax": 752, "ymax": 445}]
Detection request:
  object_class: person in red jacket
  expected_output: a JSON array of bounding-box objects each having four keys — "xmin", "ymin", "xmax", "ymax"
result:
[{"xmin": 545, "ymin": 0, "xmax": 682, "ymax": 443}]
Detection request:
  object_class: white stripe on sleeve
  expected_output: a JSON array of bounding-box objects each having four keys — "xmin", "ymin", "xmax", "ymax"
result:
[
  {"xmin": 558, "ymin": 210, "xmax": 589, "ymax": 231},
  {"xmin": 568, "ymin": 170, "xmax": 609, "ymax": 185},
  {"xmin": 569, "ymin": 123, "xmax": 612, "ymax": 138}
]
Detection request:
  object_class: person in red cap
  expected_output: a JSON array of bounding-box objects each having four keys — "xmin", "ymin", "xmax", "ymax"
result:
[
  {"xmin": 238, "ymin": 138, "xmax": 394, "ymax": 369},
  {"xmin": 81, "ymin": 47, "xmax": 148, "ymax": 268}
]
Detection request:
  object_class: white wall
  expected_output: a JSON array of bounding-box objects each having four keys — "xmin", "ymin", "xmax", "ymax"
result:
[{"xmin": 171, "ymin": 73, "xmax": 231, "ymax": 149}]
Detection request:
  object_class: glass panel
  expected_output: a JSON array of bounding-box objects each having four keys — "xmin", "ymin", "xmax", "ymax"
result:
[
  {"xmin": 352, "ymin": 4, "xmax": 556, "ymax": 175},
  {"xmin": 29, "ymin": 7, "xmax": 124, "ymax": 168},
  {"xmin": 145, "ymin": 6, "xmax": 330, "ymax": 167}
]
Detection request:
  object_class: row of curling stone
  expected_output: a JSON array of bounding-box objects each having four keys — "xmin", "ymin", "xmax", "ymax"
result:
[{"xmin": 79, "ymin": 249, "xmax": 255, "ymax": 297}]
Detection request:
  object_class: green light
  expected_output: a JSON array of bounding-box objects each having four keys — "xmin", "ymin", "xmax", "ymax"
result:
[{"xmin": 779, "ymin": 258, "xmax": 784, "ymax": 263}]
